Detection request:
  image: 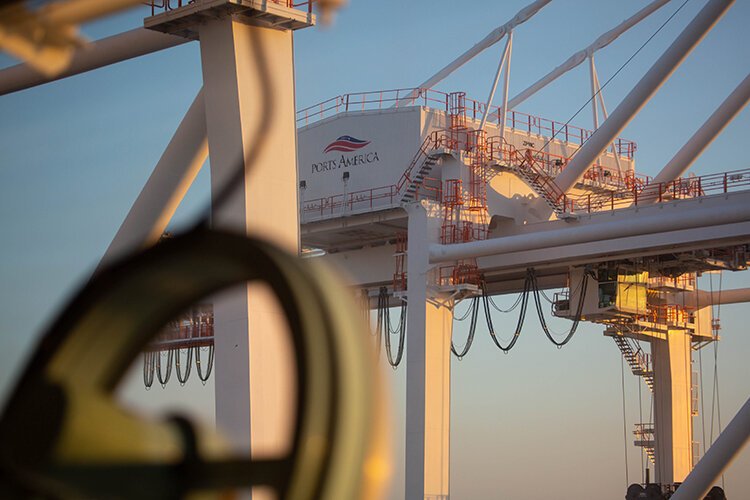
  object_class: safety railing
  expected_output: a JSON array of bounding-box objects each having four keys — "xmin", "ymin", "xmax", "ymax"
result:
[
  {"xmin": 440, "ymin": 221, "xmax": 487, "ymax": 245},
  {"xmin": 297, "ymin": 87, "xmax": 637, "ymax": 159},
  {"xmin": 302, "ymin": 184, "xmax": 399, "ymax": 219},
  {"xmin": 571, "ymin": 168, "xmax": 750, "ymax": 213},
  {"xmin": 147, "ymin": 305, "xmax": 214, "ymax": 351},
  {"xmin": 303, "ymin": 144, "xmax": 749, "ymax": 223},
  {"xmin": 485, "ymin": 136, "xmax": 648, "ymax": 192},
  {"xmin": 648, "ymin": 274, "xmax": 696, "ymax": 291},
  {"xmin": 413, "ymin": 176, "xmax": 443, "ymax": 202},
  {"xmin": 646, "ymin": 304, "xmax": 696, "ymax": 326},
  {"xmin": 296, "ymin": 88, "xmax": 449, "ymax": 127},
  {"xmin": 146, "ymin": 0, "xmax": 313, "ymax": 16},
  {"xmin": 301, "ymin": 176, "xmax": 444, "ymax": 221},
  {"xmin": 438, "ymin": 263, "xmax": 482, "ymax": 287},
  {"xmin": 633, "ymin": 423, "xmax": 655, "ymax": 447}
]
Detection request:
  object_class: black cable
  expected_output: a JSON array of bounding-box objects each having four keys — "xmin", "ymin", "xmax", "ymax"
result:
[
  {"xmin": 487, "ymin": 291, "xmax": 523, "ymax": 313},
  {"xmin": 699, "ymin": 346, "xmax": 707, "ymax": 456},
  {"xmin": 194, "ymin": 346, "xmax": 214, "ymax": 383},
  {"xmin": 451, "ymin": 297, "xmax": 479, "ymax": 359},
  {"xmin": 538, "ymin": 287, "xmax": 556, "ymax": 305},
  {"xmin": 638, "ymin": 358, "xmax": 644, "ymax": 483},
  {"xmin": 484, "ymin": 274, "xmax": 529, "ymax": 353},
  {"xmin": 375, "ymin": 288, "xmax": 384, "ymax": 360},
  {"xmin": 156, "ymin": 349, "xmax": 174, "ymax": 387},
  {"xmin": 143, "ymin": 351, "xmax": 155, "ymax": 389},
  {"xmin": 379, "ymin": 287, "xmax": 406, "ymax": 368},
  {"xmin": 385, "ymin": 303, "xmax": 406, "ymax": 368},
  {"xmin": 175, "ymin": 347, "xmax": 193, "ymax": 385},
  {"xmin": 453, "ymin": 299, "xmax": 476, "ymax": 321},
  {"xmin": 621, "ymin": 355, "xmax": 630, "ymax": 487},
  {"xmin": 532, "ymin": 268, "xmax": 588, "ymax": 347}
]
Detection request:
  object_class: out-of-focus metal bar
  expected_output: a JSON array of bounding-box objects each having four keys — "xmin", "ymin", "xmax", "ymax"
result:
[
  {"xmin": 41, "ymin": 0, "xmax": 143, "ymax": 25},
  {"xmin": 0, "ymin": 28, "xmax": 188, "ymax": 96}
]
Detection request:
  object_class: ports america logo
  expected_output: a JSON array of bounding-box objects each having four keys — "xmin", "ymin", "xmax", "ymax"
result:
[
  {"xmin": 323, "ymin": 135, "xmax": 371, "ymax": 153},
  {"xmin": 311, "ymin": 134, "xmax": 380, "ymax": 174}
]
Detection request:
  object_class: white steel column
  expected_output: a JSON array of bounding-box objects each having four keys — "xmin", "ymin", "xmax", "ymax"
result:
[
  {"xmin": 651, "ymin": 330, "xmax": 694, "ymax": 485},
  {"xmin": 479, "ymin": 32, "xmax": 512, "ymax": 133},
  {"xmin": 590, "ymin": 59, "xmax": 624, "ymax": 174},
  {"xmin": 589, "ymin": 55, "xmax": 600, "ymax": 129},
  {"xmin": 405, "ymin": 202, "xmax": 453, "ymax": 500},
  {"xmin": 199, "ymin": 16, "xmax": 299, "ymax": 477},
  {"xmin": 552, "ymin": 0, "xmax": 734, "ymax": 196},
  {"xmin": 98, "ymin": 89, "xmax": 207, "ymax": 270},
  {"xmin": 497, "ymin": 31, "xmax": 513, "ymax": 147}
]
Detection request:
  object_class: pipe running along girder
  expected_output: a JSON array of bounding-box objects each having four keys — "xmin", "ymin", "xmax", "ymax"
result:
[
  {"xmin": 393, "ymin": 0, "xmax": 551, "ymax": 107},
  {"xmin": 677, "ymin": 287, "xmax": 750, "ymax": 308},
  {"xmin": 504, "ymin": 0, "xmax": 671, "ymax": 112},
  {"xmin": 429, "ymin": 201, "xmax": 750, "ymax": 263},
  {"xmin": 0, "ymin": 28, "xmax": 188, "ymax": 96},
  {"xmin": 552, "ymin": 0, "xmax": 735, "ymax": 196}
]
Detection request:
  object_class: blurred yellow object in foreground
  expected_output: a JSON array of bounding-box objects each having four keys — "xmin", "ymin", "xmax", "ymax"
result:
[{"xmin": 0, "ymin": 228, "xmax": 391, "ymax": 499}]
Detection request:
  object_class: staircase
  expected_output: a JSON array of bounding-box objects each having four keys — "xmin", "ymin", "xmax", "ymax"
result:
[
  {"xmin": 512, "ymin": 159, "xmax": 565, "ymax": 214},
  {"xmin": 397, "ymin": 134, "xmax": 445, "ymax": 204},
  {"xmin": 400, "ymin": 154, "xmax": 440, "ymax": 203},
  {"xmin": 634, "ymin": 423, "xmax": 656, "ymax": 465},
  {"xmin": 397, "ymin": 133, "xmax": 599, "ymax": 217},
  {"xmin": 613, "ymin": 335, "xmax": 654, "ymax": 391},
  {"xmin": 645, "ymin": 447, "xmax": 655, "ymax": 465},
  {"xmin": 490, "ymin": 143, "xmax": 572, "ymax": 216}
]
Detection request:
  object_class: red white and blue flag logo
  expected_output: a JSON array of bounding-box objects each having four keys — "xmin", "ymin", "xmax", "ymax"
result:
[{"xmin": 323, "ymin": 135, "xmax": 371, "ymax": 154}]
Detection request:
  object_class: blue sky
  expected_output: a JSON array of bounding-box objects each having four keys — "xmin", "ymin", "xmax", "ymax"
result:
[{"xmin": 1, "ymin": 0, "xmax": 749, "ymax": 498}]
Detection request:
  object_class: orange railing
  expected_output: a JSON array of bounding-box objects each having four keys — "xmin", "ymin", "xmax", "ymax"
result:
[
  {"xmin": 297, "ymin": 87, "xmax": 637, "ymax": 159},
  {"xmin": 648, "ymin": 274, "xmax": 696, "ymax": 290},
  {"xmin": 647, "ymin": 304, "xmax": 696, "ymax": 326},
  {"xmin": 302, "ymin": 185, "xmax": 398, "ymax": 218},
  {"xmin": 302, "ymin": 130, "xmax": 749, "ymax": 221},
  {"xmin": 147, "ymin": 305, "xmax": 214, "ymax": 351},
  {"xmin": 571, "ymin": 168, "xmax": 750, "ymax": 213},
  {"xmin": 146, "ymin": 0, "xmax": 314, "ymax": 16}
]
